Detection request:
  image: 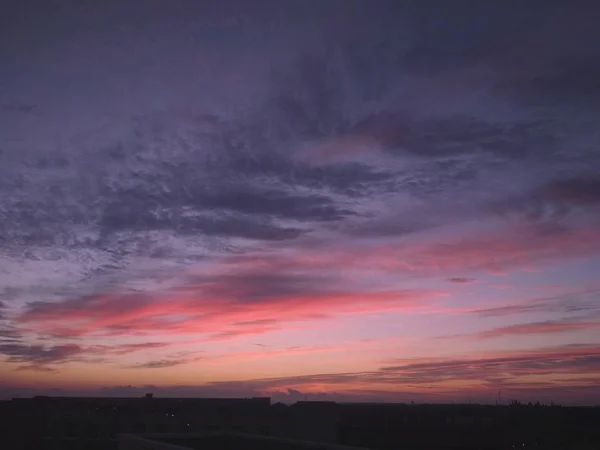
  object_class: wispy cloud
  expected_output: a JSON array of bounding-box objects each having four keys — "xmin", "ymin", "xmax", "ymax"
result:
[
  {"xmin": 126, "ymin": 359, "xmax": 195, "ymax": 370},
  {"xmin": 473, "ymin": 288, "xmax": 600, "ymax": 317},
  {"xmin": 0, "ymin": 343, "xmax": 83, "ymax": 371},
  {"xmin": 475, "ymin": 319, "xmax": 600, "ymax": 339},
  {"xmin": 447, "ymin": 278, "xmax": 476, "ymax": 284},
  {"xmin": 16, "ymin": 256, "xmax": 444, "ymax": 339}
]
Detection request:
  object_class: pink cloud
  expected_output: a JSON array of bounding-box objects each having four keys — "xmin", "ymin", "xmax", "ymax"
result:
[
  {"xmin": 296, "ymin": 221, "xmax": 600, "ymax": 276},
  {"xmin": 18, "ymin": 219, "xmax": 600, "ymax": 343},
  {"xmin": 372, "ymin": 224, "xmax": 600, "ymax": 275},
  {"xmin": 18, "ymin": 266, "xmax": 443, "ymax": 338}
]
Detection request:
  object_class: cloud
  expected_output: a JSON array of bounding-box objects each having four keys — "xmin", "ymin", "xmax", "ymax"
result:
[
  {"xmin": 474, "ymin": 319, "xmax": 600, "ymax": 339},
  {"xmin": 88, "ymin": 342, "xmax": 172, "ymax": 356},
  {"xmin": 447, "ymin": 278, "xmax": 476, "ymax": 284},
  {"xmin": 473, "ymin": 288, "xmax": 600, "ymax": 317},
  {"xmin": 357, "ymin": 222, "xmax": 600, "ymax": 275},
  {"xmin": 187, "ymin": 186, "xmax": 355, "ymax": 222},
  {"xmin": 0, "ymin": 343, "xmax": 83, "ymax": 369},
  {"xmin": 0, "ymin": 324, "xmax": 21, "ymax": 341},
  {"xmin": 2, "ymin": 344, "xmax": 600, "ymax": 404},
  {"xmin": 127, "ymin": 359, "xmax": 192, "ymax": 369},
  {"xmin": 19, "ymin": 288, "xmax": 438, "ymax": 339},
  {"xmin": 16, "ymin": 365, "xmax": 58, "ymax": 373},
  {"xmin": 16, "ymin": 258, "xmax": 442, "ymax": 339},
  {"xmin": 271, "ymin": 220, "xmax": 600, "ymax": 279},
  {"xmin": 0, "ymin": 339, "xmax": 182, "ymax": 371},
  {"xmin": 377, "ymin": 345, "xmax": 600, "ymax": 387},
  {"xmin": 122, "ymin": 345, "xmax": 600, "ymax": 404},
  {"xmin": 540, "ymin": 178, "xmax": 600, "ymax": 207}
]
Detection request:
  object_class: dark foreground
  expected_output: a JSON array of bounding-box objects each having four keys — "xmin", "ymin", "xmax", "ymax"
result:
[{"xmin": 1, "ymin": 396, "xmax": 599, "ymax": 450}]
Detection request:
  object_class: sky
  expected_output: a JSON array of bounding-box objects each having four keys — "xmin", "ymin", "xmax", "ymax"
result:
[{"xmin": 1, "ymin": 0, "xmax": 600, "ymax": 405}]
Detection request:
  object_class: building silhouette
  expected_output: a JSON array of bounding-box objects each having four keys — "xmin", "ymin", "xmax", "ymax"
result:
[{"xmin": 1, "ymin": 395, "xmax": 599, "ymax": 450}]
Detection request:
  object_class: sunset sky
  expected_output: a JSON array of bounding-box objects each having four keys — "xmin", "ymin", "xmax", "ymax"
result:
[{"xmin": 1, "ymin": 1, "xmax": 600, "ymax": 405}]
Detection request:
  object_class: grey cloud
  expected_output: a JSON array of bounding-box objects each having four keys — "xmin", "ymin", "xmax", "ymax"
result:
[
  {"xmin": 127, "ymin": 359, "xmax": 190, "ymax": 369},
  {"xmin": 197, "ymin": 270, "xmax": 336, "ymax": 303},
  {"xmin": 540, "ymin": 178, "xmax": 600, "ymax": 206},
  {"xmin": 226, "ymin": 152, "xmax": 393, "ymax": 197},
  {"xmin": 447, "ymin": 278, "xmax": 476, "ymax": 284},
  {"xmin": 473, "ymin": 289, "xmax": 600, "ymax": 318},
  {"xmin": 493, "ymin": 176, "xmax": 600, "ymax": 222},
  {"xmin": 0, "ymin": 343, "xmax": 83, "ymax": 366},
  {"xmin": 190, "ymin": 214, "xmax": 304, "ymax": 241},
  {"xmin": 0, "ymin": 326, "xmax": 20, "ymax": 340},
  {"xmin": 189, "ymin": 186, "xmax": 354, "ymax": 222},
  {"xmin": 353, "ymin": 114, "xmax": 558, "ymax": 161},
  {"xmin": 98, "ymin": 202, "xmax": 306, "ymax": 241}
]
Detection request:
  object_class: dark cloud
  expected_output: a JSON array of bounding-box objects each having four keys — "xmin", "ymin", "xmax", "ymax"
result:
[
  {"xmin": 0, "ymin": 343, "xmax": 83, "ymax": 367},
  {"xmin": 190, "ymin": 215, "xmax": 304, "ymax": 241},
  {"xmin": 0, "ymin": 327, "xmax": 20, "ymax": 341},
  {"xmin": 197, "ymin": 270, "xmax": 336, "ymax": 303},
  {"xmin": 0, "ymin": 339, "xmax": 183, "ymax": 371},
  {"xmin": 99, "ymin": 208, "xmax": 305, "ymax": 242},
  {"xmin": 447, "ymin": 278, "xmax": 476, "ymax": 284},
  {"xmin": 212, "ymin": 121, "xmax": 394, "ymax": 197},
  {"xmin": 2, "ymin": 0, "xmax": 599, "ymax": 261},
  {"xmin": 541, "ymin": 178, "xmax": 600, "ymax": 206},
  {"xmin": 350, "ymin": 114, "xmax": 557, "ymax": 160},
  {"xmin": 190, "ymin": 186, "xmax": 353, "ymax": 222},
  {"xmin": 127, "ymin": 359, "xmax": 191, "ymax": 369}
]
